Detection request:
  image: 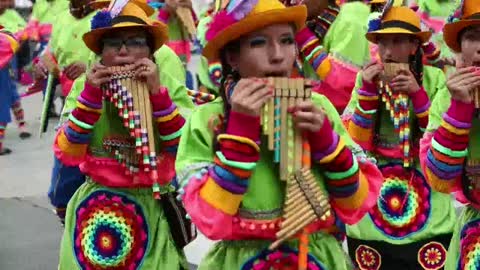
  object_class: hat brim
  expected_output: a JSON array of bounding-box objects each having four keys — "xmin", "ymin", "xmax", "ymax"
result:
[
  {"xmin": 202, "ymin": 5, "xmax": 307, "ymax": 61},
  {"xmin": 444, "ymin": 19, "xmax": 480, "ymax": 53},
  {"xmin": 89, "ymin": 0, "xmax": 155, "ymax": 16},
  {"xmin": 366, "ymin": 27, "xmax": 432, "ymax": 44},
  {"xmin": 83, "ymin": 23, "xmax": 168, "ymax": 54}
]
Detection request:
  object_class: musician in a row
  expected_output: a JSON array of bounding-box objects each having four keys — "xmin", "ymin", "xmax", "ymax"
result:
[
  {"xmin": 53, "ymin": 1, "xmax": 191, "ymax": 268},
  {"xmin": 343, "ymin": 5, "xmax": 456, "ymax": 268},
  {"xmin": 421, "ymin": 0, "xmax": 480, "ymax": 269},
  {"xmin": 175, "ymin": 0, "xmax": 383, "ymax": 268}
]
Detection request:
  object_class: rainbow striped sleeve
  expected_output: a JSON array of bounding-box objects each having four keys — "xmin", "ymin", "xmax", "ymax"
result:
[
  {"xmin": 410, "ymin": 87, "xmax": 430, "ymax": 131},
  {"xmin": 150, "ymin": 87, "xmax": 186, "ymax": 154},
  {"xmin": 198, "ymin": 112, "xmax": 261, "ymax": 215},
  {"xmin": 347, "ymin": 80, "xmax": 379, "ymax": 150},
  {"xmin": 424, "ymin": 100, "xmax": 474, "ymax": 193},
  {"xmin": 55, "ymin": 84, "xmax": 102, "ymax": 162},
  {"xmin": 311, "ymin": 119, "xmax": 368, "ymax": 210},
  {"xmin": 295, "ymin": 27, "xmax": 331, "ymax": 80}
]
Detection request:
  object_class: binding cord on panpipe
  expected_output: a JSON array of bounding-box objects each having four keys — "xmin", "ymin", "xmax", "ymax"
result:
[
  {"xmin": 103, "ymin": 65, "xmax": 161, "ymax": 198},
  {"xmin": 262, "ymin": 78, "xmax": 331, "ymax": 269},
  {"xmin": 473, "ymin": 88, "xmax": 480, "ymax": 109},
  {"xmin": 378, "ymin": 63, "xmax": 412, "ymax": 167}
]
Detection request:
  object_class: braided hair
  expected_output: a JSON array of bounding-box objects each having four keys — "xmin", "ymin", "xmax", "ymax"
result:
[
  {"xmin": 211, "ymin": 41, "xmax": 241, "ymax": 154},
  {"xmin": 409, "ymin": 36, "xmax": 424, "ymax": 87}
]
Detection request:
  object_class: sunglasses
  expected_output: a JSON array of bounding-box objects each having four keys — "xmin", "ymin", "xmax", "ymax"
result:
[{"xmin": 102, "ymin": 37, "xmax": 149, "ymax": 51}]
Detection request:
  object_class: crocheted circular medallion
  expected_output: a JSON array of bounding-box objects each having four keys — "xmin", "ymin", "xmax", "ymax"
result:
[
  {"xmin": 458, "ymin": 219, "xmax": 480, "ymax": 270},
  {"xmin": 241, "ymin": 246, "xmax": 326, "ymax": 270},
  {"xmin": 355, "ymin": 245, "xmax": 381, "ymax": 270},
  {"xmin": 73, "ymin": 190, "xmax": 148, "ymax": 270},
  {"xmin": 417, "ymin": 241, "xmax": 446, "ymax": 270},
  {"xmin": 208, "ymin": 61, "xmax": 222, "ymax": 87},
  {"xmin": 369, "ymin": 164, "xmax": 431, "ymax": 238}
]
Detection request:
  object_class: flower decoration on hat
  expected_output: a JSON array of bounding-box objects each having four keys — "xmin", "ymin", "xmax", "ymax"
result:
[
  {"xmin": 91, "ymin": 0, "xmax": 130, "ymax": 30},
  {"xmin": 206, "ymin": 0, "xmax": 259, "ymax": 41},
  {"xmin": 367, "ymin": 0, "xmax": 393, "ymax": 32},
  {"xmin": 447, "ymin": 0, "xmax": 465, "ymax": 23}
]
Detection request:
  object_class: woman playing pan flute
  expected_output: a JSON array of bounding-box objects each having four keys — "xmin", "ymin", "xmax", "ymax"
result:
[
  {"xmin": 343, "ymin": 5, "xmax": 455, "ymax": 270},
  {"xmin": 420, "ymin": 0, "xmax": 480, "ymax": 269},
  {"xmin": 175, "ymin": 0, "xmax": 383, "ymax": 269},
  {"xmin": 53, "ymin": 1, "xmax": 190, "ymax": 269}
]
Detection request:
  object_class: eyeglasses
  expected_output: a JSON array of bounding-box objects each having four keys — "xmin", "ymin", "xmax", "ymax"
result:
[{"xmin": 102, "ymin": 37, "xmax": 149, "ymax": 51}]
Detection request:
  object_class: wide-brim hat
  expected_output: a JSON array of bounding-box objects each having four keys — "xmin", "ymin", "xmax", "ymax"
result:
[
  {"xmin": 369, "ymin": 0, "xmax": 386, "ymax": 4},
  {"xmin": 203, "ymin": 0, "xmax": 307, "ymax": 61},
  {"xmin": 89, "ymin": 0, "xmax": 155, "ymax": 16},
  {"xmin": 83, "ymin": 1, "xmax": 168, "ymax": 54},
  {"xmin": 366, "ymin": 6, "xmax": 432, "ymax": 44},
  {"xmin": 443, "ymin": 0, "xmax": 480, "ymax": 52}
]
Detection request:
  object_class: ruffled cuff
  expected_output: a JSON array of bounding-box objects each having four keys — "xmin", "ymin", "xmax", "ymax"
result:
[
  {"xmin": 53, "ymin": 129, "xmax": 86, "ymax": 166},
  {"xmin": 332, "ymin": 159, "xmax": 383, "ymax": 224},
  {"xmin": 226, "ymin": 111, "xmax": 260, "ymax": 142},
  {"xmin": 183, "ymin": 172, "xmax": 234, "ymax": 240}
]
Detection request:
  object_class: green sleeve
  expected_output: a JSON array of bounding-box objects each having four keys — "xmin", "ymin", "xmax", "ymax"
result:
[
  {"xmin": 323, "ymin": 3, "xmax": 370, "ymax": 67},
  {"xmin": 176, "ymin": 101, "xmax": 222, "ymax": 186},
  {"xmin": 30, "ymin": 0, "xmax": 42, "ymax": 21},
  {"xmin": 155, "ymin": 46, "xmax": 194, "ymax": 115},
  {"xmin": 426, "ymin": 71, "xmax": 452, "ymax": 132},
  {"xmin": 313, "ymin": 93, "xmax": 355, "ymax": 147},
  {"xmin": 60, "ymin": 74, "xmax": 87, "ymax": 123},
  {"xmin": 342, "ymin": 72, "xmax": 363, "ymax": 117},
  {"xmin": 155, "ymin": 45, "xmax": 186, "ymax": 83}
]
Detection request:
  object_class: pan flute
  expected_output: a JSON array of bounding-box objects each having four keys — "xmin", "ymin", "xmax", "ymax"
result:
[
  {"xmin": 176, "ymin": 7, "xmax": 196, "ymax": 36},
  {"xmin": 102, "ymin": 65, "xmax": 159, "ymax": 186},
  {"xmin": 473, "ymin": 88, "xmax": 480, "ymax": 109},
  {"xmin": 378, "ymin": 63, "xmax": 412, "ymax": 167},
  {"xmin": 261, "ymin": 78, "xmax": 331, "ymax": 250}
]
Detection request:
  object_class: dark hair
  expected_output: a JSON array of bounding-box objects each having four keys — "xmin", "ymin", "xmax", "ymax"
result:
[
  {"xmin": 212, "ymin": 40, "xmax": 241, "ymax": 153},
  {"xmin": 457, "ymin": 25, "xmax": 480, "ymax": 48},
  {"xmin": 408, "ymin": 36, "xmax": 424, "ymax": 86}
]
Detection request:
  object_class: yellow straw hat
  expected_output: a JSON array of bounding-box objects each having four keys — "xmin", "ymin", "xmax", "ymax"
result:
[
  {"xmin": 89, "ymin": 0, "xmax": 155, "ymax": 16},
  {"xmin": 443, "ymin": 0, "xmax": 480, "ymax": 52},
  {"xmin": 83, "ymin": 0, "xmax": 168, "ymax": 54},
  {"xmin": 203, "ymin": 0, "xmax": 307, "ymax": 61},
  {"xmin": 369, "ymin": 0, "xmax": 386, "ymax": 4},
  {"xmin": 366, "ymin": 6, "xmax": 432, "ymax": 44}
]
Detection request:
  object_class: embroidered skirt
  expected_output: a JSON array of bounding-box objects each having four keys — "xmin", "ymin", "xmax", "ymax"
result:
[
  {"xmin": 58, "ymin": 180, "xmax": 188, "ymax": 270},
  {"xmin": 445, "ymin": 205, "xmax": 480, "ymax": 270},
  {"xmin": 347, "ymin": 233, "xmax": 451, "ymax": 270},
  {"xmin": 197, "ymin": 232, "xmax": 353, "ymax": 270}
]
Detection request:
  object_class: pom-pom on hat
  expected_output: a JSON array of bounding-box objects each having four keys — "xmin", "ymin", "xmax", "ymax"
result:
[
  {"xmin": 366, "ymin": 6, "xmax": 432, "ymax": 44},
  {"xmin": 444, "ymin": 0, "xmax": 480, "ymax": 52},
  {"xmin": 83, "ymin": 0, "xmax": 168, "ymax": 54},
  {"xmin": 202, "ymin": 0, "xmax": 307, "ymax": 61}
]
